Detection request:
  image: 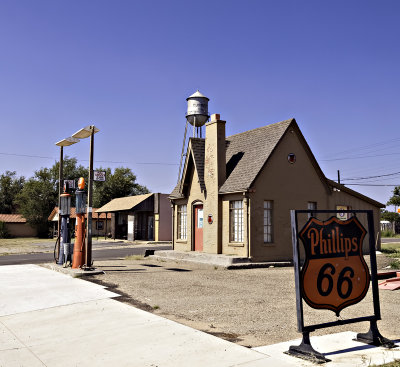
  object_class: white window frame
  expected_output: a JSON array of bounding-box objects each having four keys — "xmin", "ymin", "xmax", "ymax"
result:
[
  {"xmin": 177, "ymin": 204, "xmax": 187, "ymax": 240},
  {"xmin": 264, "ymin": 200, "xmax": 273, "ymax": 243},
  {"xmin": 230, "ymin": 200, "xmax": 243, "ymax": 242}
]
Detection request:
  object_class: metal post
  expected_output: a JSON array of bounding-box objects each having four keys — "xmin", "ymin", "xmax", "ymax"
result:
[
  {"xmin": 57, "ymin": 146, "xmax": 63, "ymax": 259},
  {"xmin": 85, "ymin": 126, "xmax": 94, "ymax": 268},
  {"xmin": 105, "ymin": 212, "xmax": 108, "ymax": 240}
]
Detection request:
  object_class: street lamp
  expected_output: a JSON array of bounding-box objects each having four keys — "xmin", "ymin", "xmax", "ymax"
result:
[
  {"xmin": 55, "ymin": 137, "xmax": 79, "ymax": 259},
  {"xmin": 72, "ymin": 125, "xmax": 99, "ymax": 269}
]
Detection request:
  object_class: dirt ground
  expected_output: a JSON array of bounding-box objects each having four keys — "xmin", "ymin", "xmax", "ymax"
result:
[{"xmin": 87, "ymin": 254, "xmax": 400, "ymax": 348}]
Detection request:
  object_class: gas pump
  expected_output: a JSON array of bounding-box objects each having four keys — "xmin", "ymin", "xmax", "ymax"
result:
[
  {"xmin": 57, "ymin": 182, "xmax": 73, "ymax": 267},
  {"xmin": 72, "ymin": 177, "xmax": 86, "ymax": 269}
]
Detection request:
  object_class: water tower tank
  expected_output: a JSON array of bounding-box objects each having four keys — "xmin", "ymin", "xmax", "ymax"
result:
[{"xmin": 186, "ymin": 90, "xmax": 209, "ymax": 127}]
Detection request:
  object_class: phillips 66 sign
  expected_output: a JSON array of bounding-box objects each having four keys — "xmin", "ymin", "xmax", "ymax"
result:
[{"xmin": 299, "ymin": 216, "xmax": 370, "ymax": 316}]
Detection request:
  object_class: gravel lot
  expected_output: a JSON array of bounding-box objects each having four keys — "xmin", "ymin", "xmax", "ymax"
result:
[{"xmin": 88, "ymin": 253, "xmax": 400, "ymax": 348}]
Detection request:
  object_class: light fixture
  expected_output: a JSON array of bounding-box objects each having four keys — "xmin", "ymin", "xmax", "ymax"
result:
[
  {"xmin": 72, "ymin": 125, "xmax": 100, "ymax": 139},
  {"xmin": 55, "ymin": 137, "xmax": 80, "ymax": 147}
]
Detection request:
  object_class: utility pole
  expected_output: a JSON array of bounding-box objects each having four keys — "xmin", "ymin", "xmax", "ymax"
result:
[
  {"xmin": 337, "ymin": 170, "xmax": 341, "ymax": 185},
  {"xmin": 85, "ymin": 126, "xmax": 95, "ymax": 268},
  {"xmin": 57, "ymin": 146, "xmax": 63, "ymax": 257}
]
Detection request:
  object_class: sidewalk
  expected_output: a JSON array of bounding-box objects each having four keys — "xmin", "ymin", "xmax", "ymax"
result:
[
  {"xmin": 0, "ymin": 264, "xmax": 285, "ymax": 367},
  {"xmin": 0, "ymin": 264, "xmax": 399, "ymax": 367}
]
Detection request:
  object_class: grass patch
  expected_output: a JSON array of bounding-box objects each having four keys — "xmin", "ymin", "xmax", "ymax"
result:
[
  {"xmin": 381, "ymin": 230, "xmax": 398, "ymax": 238},
  {"xmin": 153, "ymin": 305, "xmax": 160, "ymax": 310},
  {"xmin": 371, "ymin": 361, "xmax": 400, "ymax": 367},
  {"xmin": 0, "ymin": 237, "xmax": 53, "ymax": 246},
  {"xmin": 124, "ymin": 255, "xmax": 145, "ymax": 261},
  {"xmin": 381, "ymin": 243, "xmax": 400, "ymax": 258}
]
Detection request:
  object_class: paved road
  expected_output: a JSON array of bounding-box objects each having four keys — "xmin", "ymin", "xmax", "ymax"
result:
[
  {"xmin": 381, "ymin": 238, "xmax": 400, "ymax": 243},
  {"xmin": 0, "ymin": 245, "xmax": 172, "ymax": 265}
]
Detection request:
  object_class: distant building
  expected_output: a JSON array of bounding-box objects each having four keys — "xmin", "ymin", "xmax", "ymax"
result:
[
  {"xmin": 97, "ymin": 193, "xmax": 172, "ymax": 241},
  {"xmin": 48, "ymin": 207, "xmax": 111, "ymax": 238},
  {"xmin": 0, "ymin": 214, "xmax": 37, "ymax": 237},
  {"xmin": 170, "ymin": 115, "xmax": 384, "ymax": 261}
]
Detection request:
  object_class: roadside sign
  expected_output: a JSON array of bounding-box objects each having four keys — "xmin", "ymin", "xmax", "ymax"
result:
[
  {"xmin": 94, "ymin": 171, "xmax": 106, "ymax": 181},
  {"xmin": 288, "ymin": 209, "xmax": 394, "ymax": 362},
  {"xmin": 299, "ymin": 216, "xmax": 370, "ymax": 316}
]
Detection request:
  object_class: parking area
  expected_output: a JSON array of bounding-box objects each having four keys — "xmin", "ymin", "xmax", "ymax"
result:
[{"xmin": 87, "ymin": 254, "xmax": 400, "ymax": 348}]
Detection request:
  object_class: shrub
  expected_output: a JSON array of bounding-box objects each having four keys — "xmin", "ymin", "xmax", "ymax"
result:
[
  {"xmin": 381, "ymin": 230, "xmax": 396, "ymax": 238},
  {"xmin": 0, "ymin": 221, "xmax": 10, "ymax": 238},
  {"xmin": 390, "ymin": 259, "xmax": 400, "ymax": 270},
  {"xmin": 381, "ymin": 247, "xmax": 399, "ymax": 254}
]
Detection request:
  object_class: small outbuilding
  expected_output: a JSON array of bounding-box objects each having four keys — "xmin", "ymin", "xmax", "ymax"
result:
[
  {"xmin": 96, "ymin": 193, "xmax": 172, "ymax": 241},
  {"xmin": 170, "ymin": 114, "xmax": 384, "ymax": 261},
  {"xmin": 0, "ymin": 214, "xmax": 38, "ymax": 237}
]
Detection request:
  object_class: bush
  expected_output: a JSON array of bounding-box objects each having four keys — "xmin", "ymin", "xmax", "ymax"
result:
[
  {"xmin": 381, "ymin": 247, "xmax": 399, "ymax": 254},
  {"xmin": 0, "ymin": 221, "xmax": 10, "ymax": 238},
  {"xmin": 390, "ymin": 259, "xmax": 400, "ymax": 270},
  {"xmin": 381, "ymin": 230, "xmax": 396, "ymax": 238}
]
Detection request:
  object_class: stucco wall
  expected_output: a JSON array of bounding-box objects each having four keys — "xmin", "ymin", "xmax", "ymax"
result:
[
  {"xmin": 158, "ymin": 194, "xmax": 172, "ymax": 241},
  {"xmin": 6, "ymin": 223, "xmax": 37, "ymax": 237},
  {"xmin": 248, "ymin": 127, "xmax": 381, "ymax": 261},
  {"xmin": 327, "ymin": 190, "xmax": 381, "ymax": 252},
  {"xmin": 174, "ymin": 167, "xmax": 205, "ymax": 252}
]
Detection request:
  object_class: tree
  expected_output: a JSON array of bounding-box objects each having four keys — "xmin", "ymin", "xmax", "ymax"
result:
[
  {"xmin": 15, "ymin": 157, "xmax": 88, "ymax": 238},
  {"xmin": 93, "ymin": 167, "xmax": 149, "ymax": 207},
  {"xmin": 14, "ymin": 158, "xmax": 148, "ymax": 237},
  {"xmin": 16, "ymin": 168, "xmax": 57, "ymax": 237},
  {"xmin": 387, "ymin": 186, "xmax": 400, "ymax": 208},
  {"xmin": 0, "ymin": 171, "xmax": 25, "ymax": 214},
  {"xmin": 380, "ymin": 209, "xmax": 400, "ymax": 223}
]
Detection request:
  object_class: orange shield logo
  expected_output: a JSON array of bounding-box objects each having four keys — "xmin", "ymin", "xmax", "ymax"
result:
[{"xmin": 299, "ymin": 216, "xmax": 370, "ymax": 316}]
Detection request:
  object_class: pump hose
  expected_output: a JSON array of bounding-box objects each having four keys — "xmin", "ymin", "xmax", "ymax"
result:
[{"xmin": 53, "ymin": 236, "xmax": 60, "ymax": 263}]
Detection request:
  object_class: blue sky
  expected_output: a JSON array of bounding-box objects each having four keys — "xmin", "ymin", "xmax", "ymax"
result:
[{"xmin": 0, "ymin": 0, "xmax": 399, "ymax": 207}]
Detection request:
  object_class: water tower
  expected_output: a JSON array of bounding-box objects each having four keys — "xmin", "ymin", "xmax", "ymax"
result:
[
  {"xmin": 186, "ymin": 90, "xmax": 209, "ymax": 138},
  {"xmin": 178, "ymin": 90, "xmax": 210, "ymax": 182}
]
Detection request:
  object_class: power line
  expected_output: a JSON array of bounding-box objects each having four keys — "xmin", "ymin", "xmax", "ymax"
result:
[
  {"xmin": 341, "ymin": 183, "xmax": 399, "ymax": 187},
  {"xmin": 321, "ymin": 137, "xmax": 400, "ymax": 159},
  {"xmin": 341, "ymin": 171, "xmax": 400, "ymax": 181},
  {"xmin": 0, "ymin": 152, "xmax": 178, "ymax": 166},
  {"xmin": 0, "ymin": 152, "xmax": 54, "ymax": 160},
  {"xmin": 321, "ymin": 152, "xmax": 400, "ymax": 162}
]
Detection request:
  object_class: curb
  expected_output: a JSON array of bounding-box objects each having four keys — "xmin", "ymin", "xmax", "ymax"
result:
[{"xmin": 40, "ymin": 263, "xmax": 105, "ymax": 278}]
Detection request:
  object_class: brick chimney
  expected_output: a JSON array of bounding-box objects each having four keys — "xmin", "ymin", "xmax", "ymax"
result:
[
  {"xmin": 204, "ymin": 114, "xmax": 226, "ymax": 188},
  {"xmin": 203, "ymin": 113, "xmax": 226, "ymax": 253}
]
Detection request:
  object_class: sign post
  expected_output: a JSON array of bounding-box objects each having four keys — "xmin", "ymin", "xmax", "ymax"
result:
[{"xmin": 289, "ymin": 209, "xmax": 395, "ymax": 363}]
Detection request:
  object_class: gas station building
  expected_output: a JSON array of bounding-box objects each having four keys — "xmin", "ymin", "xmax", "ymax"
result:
[{"xmin": 170, "ymin": 115, "xmax": 384, "ymax": 262}]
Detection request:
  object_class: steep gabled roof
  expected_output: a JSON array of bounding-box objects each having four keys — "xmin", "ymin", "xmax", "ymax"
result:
[
  {"xmin": 170, "ymin": 138, "xmax": 205, "ymax": 199},
  {"xmin": 191, "ymin": 139, "xmax": 206, "ymax": 191},
  {"xmin": 170, "ymin": 119, "xmax": 309, "ymax": 197},
  {"xmin": 219, "ymin": 119, "xmax": 294, "ymax": 193},
  {"xmin": 169, "ymin": 118, "xmax": 382, "ymax": 209}
]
